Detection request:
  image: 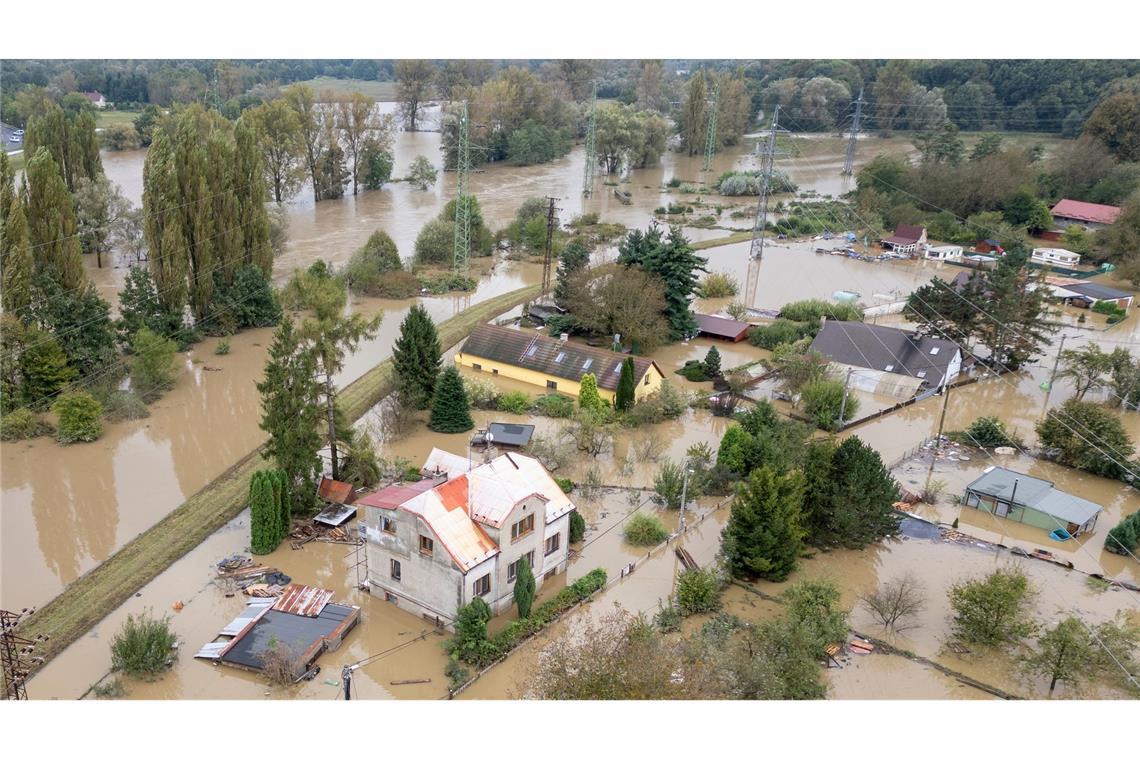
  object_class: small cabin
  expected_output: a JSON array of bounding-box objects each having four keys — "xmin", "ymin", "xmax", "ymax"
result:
[{"xmin": 963, "ymin": 466, "xmax": 1102, "ymax": 537}]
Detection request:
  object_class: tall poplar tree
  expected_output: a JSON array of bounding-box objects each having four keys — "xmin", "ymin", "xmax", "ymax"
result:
[
  {"xmin": 283, "ymin": 84, "xmax": 324, "ymax": 204},
  {"xmin": 392, "ymin": 304, "xmax": 442, "ymax": 409},
  {"xmin": 257, "ymin": 317, "xmax": 322, "ymax": 516},
  {"xmin": 1, "ymin": 155, "xmax": 33, "ymax": 316},
  {"xmin": 24, "ymin": 148, "xmax": 84, "ymax": 291},
  {"xmin": 679, "ymin": 71, "xmax": 708, "ymax": 156},
  {"xmin": 234, "ymin": 119, "xmax": 274, "ymax": 275}
]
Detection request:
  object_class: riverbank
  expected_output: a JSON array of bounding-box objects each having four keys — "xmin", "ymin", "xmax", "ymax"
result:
[{"xmin": 13, "ymin": 284, "xmax": 539, "ymax": 678}]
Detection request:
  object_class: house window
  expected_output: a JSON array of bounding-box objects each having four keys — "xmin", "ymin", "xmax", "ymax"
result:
[
  {"xmin": 472, "ymin": 363, "xmax": 482, "ymax": 371},
  {"xmin": 526, "ymin": 344, "xmax": 538, "ymax": 357},
  {"xmin": 390, "ymin": 559, "xmax": 401, "ymax": 582},
  {"xmin": 644, "ymin": 375, "xmax": 649, "ymax": 385},
  {"xmin": 419, "ymin": 535, "xmax": 434, "ymax": 556},
  {"xmin": 473, "ymin": 574, "xmax": 490, "ymax": 597},
  {"xmin": 507, "ymin": 551, "xmax": 535, "ymax": 583},
  {"xmin": 511, "ymin": 514, "xmax": 535, "ymax": 542},
  {"xmin": 544, "ymin": 532, "xmax": 561, "ymax": 556},
  {"xmin": 546, "ymin": 379, "xmax": 557, "ymax": 389},
  {"xmin": 380, "ymin": 516, "xmax": 396, "ymax": 534},
  {"xmin": 916, "ymin": 370, "xmax": 927, "ymax": 378}
]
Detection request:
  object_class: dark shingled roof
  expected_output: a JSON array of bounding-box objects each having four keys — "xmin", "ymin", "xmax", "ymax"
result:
[
  {"xmin": 1064, "ymin": 282, "xmax": 1133, "ymax": 301},
  {"xmin": 808, "ymin": 321, "xmax": 960, "ymax": 388},
  {"xmin": 883, "ymin": 224, "xmax": 924, "ymax": 246},
  {"xmin": 459, "ymin": 324, "xmax": 660, "ymax": 391},
  {"xmin": 693, "ymin": 313, "xmax": 751, "ymax": 341}
]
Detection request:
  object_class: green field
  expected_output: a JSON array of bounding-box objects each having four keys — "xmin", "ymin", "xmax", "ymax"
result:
[
  {"xmin": 291, "ymin": 77, "xmax": 399, "ymax": 102},
  {"xmin": 95, "ymin": 109, "xmax": 142, "ymax": 129}
]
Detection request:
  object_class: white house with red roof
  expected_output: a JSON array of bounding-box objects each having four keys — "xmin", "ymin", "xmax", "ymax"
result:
[
  {"xmin": 1050, "ymin": 198, "xmax": 1121, "ymax": 231},
  {"xmin": 83, "ymin": 91, "xmax": 107, "ymax": 109},
  {"xmin": 357, "ymin": 449, "xmax": 575, "ymax": 626}
]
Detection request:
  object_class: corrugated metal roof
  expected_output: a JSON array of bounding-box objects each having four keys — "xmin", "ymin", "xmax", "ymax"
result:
[
  {"xmin": 458, "ymin": 324, "xmax": 660, "ymax": 391},
  {"xmin": 1051, "ymin": 199, "xmax": 1121, "ymax": 225},
  {"xmin": 318, "ymin": 477, "xmax": 356, "ymax": 504},
  {"xmin": 272, "ymin": 584, "xmax": 334, "ymax": 617},
  {"xmin": 219, "ymin": 599, "xmax": 273, "ymax": 636},
  {"xmin": 399, "ymin": 481, "xmax": 499, "ymax": 572},
  {"xmin": 355, "ymin": 479, "xmax": 434, "ymax": 510},
  {"xmin": 194, "ymin": 642, "xmax": 229, "ymax": 660}
]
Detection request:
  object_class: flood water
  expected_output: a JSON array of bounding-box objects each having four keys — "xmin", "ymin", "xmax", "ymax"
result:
[{"xmin": 5, "ymin": 113, "xmax": 1138, "ymax": 701}]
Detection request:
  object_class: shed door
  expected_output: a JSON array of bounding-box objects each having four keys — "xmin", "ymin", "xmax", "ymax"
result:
[{"xmin": 995, "ymin": 500, "xmax": 1010, "ymax": 517}]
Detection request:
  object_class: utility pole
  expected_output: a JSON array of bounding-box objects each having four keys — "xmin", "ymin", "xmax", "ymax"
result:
[
  {"xmin": 837, "ymin": 367, "xmax": 854, "ymax": 429},
  {"xmin": 540, "ymin": 196, "xmax": 560, "ymax": 298},
  {"xmin": 702, "ymin": 79, "xmax": 720, "ymax": 173},
  {"xmin": 677, "ymin": 463, "xmax": 692, "ymax": 534},
  {"xmin": 582, "ymin": 82, "xmax": 598, "ymax": 196},
  {"xmin": 842, "ymin": 88, "xmax": 865, "ymax": 176},
  {"xmin": 1046, "ymin": 333, "xmax": 1068, "ymax": 391},
  {"xmin": 342, "ymin": 663, "xmax": 356, "ymax": 700},
  {"xmin": 2, "ymin": 609, "xmax": 44, "ymax": 700},
  {"xmin": 744, "ymin": 105, "xmax": 787, "ymax": 310},
  {"xmin": 935, "ymin": 379, "xmax": 953, "ymax": 442},
  {"xmin": 451, "ymin": 101, "xmax": 472, "ymax": 283}
]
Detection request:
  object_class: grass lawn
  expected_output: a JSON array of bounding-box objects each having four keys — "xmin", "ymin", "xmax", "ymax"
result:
[
  {"xmin": 95, "ymin": 109, "xmax": 141, "ymax": 129},
  {"xmin": 292, "ymin": 77, "xmax": 399, "ymax": 102},
  {"xmin": 5, "ymin": 150, "xmax": 25, "ymax": 172}
]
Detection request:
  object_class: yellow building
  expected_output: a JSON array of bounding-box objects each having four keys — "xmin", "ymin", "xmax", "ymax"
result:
[{"xmin": 456, "ymin": 324, "xmax": 665, "ymax": 402}]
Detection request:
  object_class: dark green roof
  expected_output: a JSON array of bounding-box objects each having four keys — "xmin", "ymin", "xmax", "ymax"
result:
[{"xmin": 459, "ymin": 324, "xmax": 659, "ymax": 391}]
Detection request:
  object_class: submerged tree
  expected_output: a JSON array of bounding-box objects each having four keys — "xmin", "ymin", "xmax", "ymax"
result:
[
  {"xmin": 722, "ymin": 466, "xmax": 806, "ymax": 582},
  {"xmin": 949, "ymin": 566, "xmax": 1037, "ymax": 647}
]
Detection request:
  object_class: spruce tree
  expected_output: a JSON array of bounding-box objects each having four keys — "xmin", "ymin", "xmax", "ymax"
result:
[
  {"xmin": 704, "ymin": 345, "xmax": 722, "ymax": 377},
  {"xmin": 514, "ymin": 557, "xmax": 536, "ymax": 618},
  {"xmin": 578, "ymin": 372, "xmax": 605, "ymax": 412},
  {"xmin": 553, "ymin": 238, "xmax": 590, "ymax": 307},
  {"xmin": 615, "ymin": 357, "xmax": 636, "ymax": 412},
  {"xmin": 257, "ymin": 318, "xmax": 323, "ymax": 516},
  {"xmin": 24, "ymin": 148, "xmax": 84, "ymax": 291},
  {"xmin": 392, "ymin": 304, "xmax": 442, "ymax": 409},
  {"xmin": 429, "ymin": 365, "xmax": 474, "ymax": 433},
  {"xmin": 808, "ymin": 436, "xmax": 901, "ymax": 548},
  {"xmin": 722, "ymin": 465, "xmax": 806, "ymax": 581}
]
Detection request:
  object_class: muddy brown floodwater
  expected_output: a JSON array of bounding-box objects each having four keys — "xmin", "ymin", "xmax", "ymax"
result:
[{"xmin": 7, "ymin": 115, "xmax": 1138, "ymax": 701}]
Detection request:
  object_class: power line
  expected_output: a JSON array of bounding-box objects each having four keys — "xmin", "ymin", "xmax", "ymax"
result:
[
  {"xmin": 702, "ymin": 79, "xmax": 720, "ymax": 174},
  {"xmin": 451, "ymin": 100, "xmax": 472, "ymax": 283}
]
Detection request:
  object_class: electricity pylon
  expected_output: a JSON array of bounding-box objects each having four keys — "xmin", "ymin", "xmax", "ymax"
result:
[
  {"xmin": 702, "ymin": 80, "xmax": 720, "ymax": 173},
  {"xmin": 744, "ymin": 105, "xmax": 788, "ymax": 310},
  {"xmin": 452, "ymin": 100, "xmax": 472, "ymax": 282},
  {"xmin": 842, "ymin": 87, "xmax": 865, "ymax": 176},
  {"xmin": 582, "ymin": 82, "xmax": 598, "ymax": 196}
]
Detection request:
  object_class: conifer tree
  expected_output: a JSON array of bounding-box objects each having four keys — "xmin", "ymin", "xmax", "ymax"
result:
[
  {"xmin": 578, "ymin": 372, "xmax": 606, "ymax": 412},
  {"xmin": 704, "ymin": 345, "xmax": 722, "ymax": 377},
  {"xmin": 429, "ymin": 365, "xmax": 474, "ymax": 433},
  {"xmin": 722, "ymin": 465, "xmax": 806, "ymax": 581},
  {"xmin": 24, "ymin": 148, "xmax": 84, "ymax": 291},
  {"xmin": 392, "ymin": 304, "xmax": 442, "ymax": 409},
  {"xmin": 257, "ymin": 318, "xmax": 322, "ymax": 516},
  {"xmin": 805, "ymin": 436, "xmax": 901, "ymax": 548},
  {"xmin": 514, "ymin": 557, "xmax": 536, "ymax": 618},
  {"xmin": 553, "ymin": 238, "xmax": 590, "ymax": 307},
  {"xmin": 615, "ymin": 358, "xmax": 636, "ymax": 412},
  {"xmin": 249, "ymin": 470, "xmax": 279, "ymax": 555}
]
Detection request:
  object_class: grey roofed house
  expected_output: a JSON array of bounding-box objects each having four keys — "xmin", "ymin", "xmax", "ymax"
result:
[
  {"xmin": 459, "ymin": 324, "xmax": 659, "ymax": 391},
  {"xmin": 807, "ymin": 321, "xmax": 962, "ymax": 389},
  {"xmin": 963, "ymin": 466, "xmax": 1103, "ymax": 534},
  {"xmin": 1062, "ymin": 281, "xmax": 1133, "ymax": 304}
]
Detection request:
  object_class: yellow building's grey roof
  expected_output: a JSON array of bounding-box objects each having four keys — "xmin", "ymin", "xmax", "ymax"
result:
[{"xmin": 459, "ymin": 324, "xmax": 660, "ymax": 391}]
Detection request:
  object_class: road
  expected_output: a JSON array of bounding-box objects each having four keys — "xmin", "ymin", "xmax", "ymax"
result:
[{"xmin": 2, "ymin": 121, "xmax": 24, "ymax": 152}]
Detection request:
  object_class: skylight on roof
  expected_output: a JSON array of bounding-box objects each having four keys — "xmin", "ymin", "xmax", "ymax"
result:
[
  {"xmin": 554, "ymin": 352, "xmax": 566, "ymax": 363},
  {"xmin": 526, "ymin": 344, "xmax": 538, "ymax": 357},
  {"xmin": 614, "ymin": 364, "xmax": 623, "ymax": 373},
  {"xmin": 929, "ymin": 347, "xmax": 940, "ymax": 355},
  {"xmin": 884, "ymin": 364, "xmax": 894, "ymax": 372},
  {"xmin": 582, "ymin": 358, "xmax": 593, "ymax": 370},
  {"xmin": 916, "ymin": 370, "xmax": 927, "ymax": 378}
]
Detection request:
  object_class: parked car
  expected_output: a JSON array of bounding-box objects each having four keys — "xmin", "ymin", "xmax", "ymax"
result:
[{"xmin": 9, "ymin": 136, "xmax": 21, "ymax": 143}]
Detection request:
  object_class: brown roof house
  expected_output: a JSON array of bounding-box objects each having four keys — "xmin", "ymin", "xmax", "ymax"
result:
[
  {"xmin": 456, "ymin": 324, "xmax": 665, "ymax": 402},
  {"xmin": 881, "ymin": 224, "xmax": 927, "ymax": 255},
  {"xmin": 1050, "ymin": 199, "xmax": 1121, "ymax": 230},
  {"xmin": 356, "ymin": 448, "xmax": 576, "ymax": 626}
]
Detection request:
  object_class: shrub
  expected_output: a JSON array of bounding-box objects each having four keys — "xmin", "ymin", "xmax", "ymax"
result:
[
  {"xmin": 677, "ymin": 360, "xmax": 710, "ymax": 382},
  {"xmin": 370, "ymin": 271, "xmax": 422, "ymax": 298},
  {"xmin": 101, "ymin": 390, "xmax": 151, "ymax": 422},
  {"xmin": 624, "ymin": 512, "xmax": 669, "ymax": 546},
  {"xmin": 953, "ymin": 416, "xmax": 1022, "ymax": 448},
  {"xmin": 654, "ymin": 601, "xmax": 683, "ymax": 632},
  {"xmin": 666, "ymin": 177, "xmax": 682, "ymax": 188},
  {"xmin": 205, "ymin": 265, "xmax": 282, "ymax": 333},
  {"xmin": 278, "ymin": 261, "xmax": 344, "ymax": 312},
  {"xmin": 1106, "ymin": 511, "xmax": 1140, "ymax": 557},
  {"xmin": 110, "ymin": 610, "xmax": 177, "ymax": 678},
  {"xmin": 407, "ymin": 155, "xmax": 438, "ymax": 190},
  {"xmin": 675, "ymin": 567, "xmax": 723, "ymax": 615},
  {"xmin": 496, "ymin": 390, "xmax": 532, "ymax": 415},
  {"xmin": 949, "ymin": 567, "xmax": 1037, "ymax": 647},
  {"xmin": 533, "ymin": 393, "xmax": 575, "ymax": 418},
  {"xmin": 344, "ymin": 230, "xmax": 403, "ymax": 295},
  {"xmin": 413, "ymin": 218, "xmax": 455, "ymax": 265},
  {"xmin": 1, "ymin": 408, "xmax": 54, "ymax": 440},
  {"xmin": 569, "ymin": 509, "xmax": 586, "ymax": 542},
  {"xmin": 214, "ymin": 337, "xmax": 231, "ymax": 356},
  {"xmin": 445, "ymin": 657, "xmax": 470, "ymax": 691},
  {"xmin": 259, "ymin": 641, "xmax": 301, "ymax": 686},
  {"xmin": 800, "ymin": 378, "xmax": 858, "ymax": 430},
  {"xmin": 780, "ymin": 299, "xmax": 862, "ymax": 323},
  {"xmin": 130, "ymin": 327, "xmax": 180, "ymax": 402},
  {"xmin": 555, "ymin": 477, "xmax": 575, "ymax": 494},
  {"xmin": 53, "ymin": 391, "xmax": 104, "ymax": 444},
  {"xmin": 748, "ymin": 319, "xmax": 816, "ymax": 349},
  {"xmin": 658, "ymin": 380, "xmax": 688, "ymax": 419},
  {"xmin": 654, "ymin": 460, "xmax": 699, "ymax": 508},
  {"xmin": 698, "ymin": 272, "xmax": 739, "ymax": 298},
  {"xmin": 463, "ymin": 376, "xmax": 499, "ymax": 410}
]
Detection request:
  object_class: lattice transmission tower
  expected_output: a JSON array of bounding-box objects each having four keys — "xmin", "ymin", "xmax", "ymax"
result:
[
  {"xmin": 452, "ymin": 100, "xmax": 472, "ymax": 282},
  {"xmin": 2, "ymin": 608, "xmax": 45, "ymax": 700},
  {"xmin": 744, "ymin": 105, "xmax": 788, "ymax": 310},
  {"xmin": 842, "ymin": 87, "xmax": 865, "ymax": 176},
  {"xmin": 582, "ymin": 82, "xmax": 598, "ymax": 196},
  {"xmin": 702, "ymin": 80, "xmax": 720, "ymax": 173}
]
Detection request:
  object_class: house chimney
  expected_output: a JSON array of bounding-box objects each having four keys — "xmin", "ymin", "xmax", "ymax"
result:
[
  {"xmin": 430, "ymin": 466, "xmax": 448, "ymax": 486},
  {"xmin": 560, "ymin": 333, "xmax": 568, "ymax": 342}
]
